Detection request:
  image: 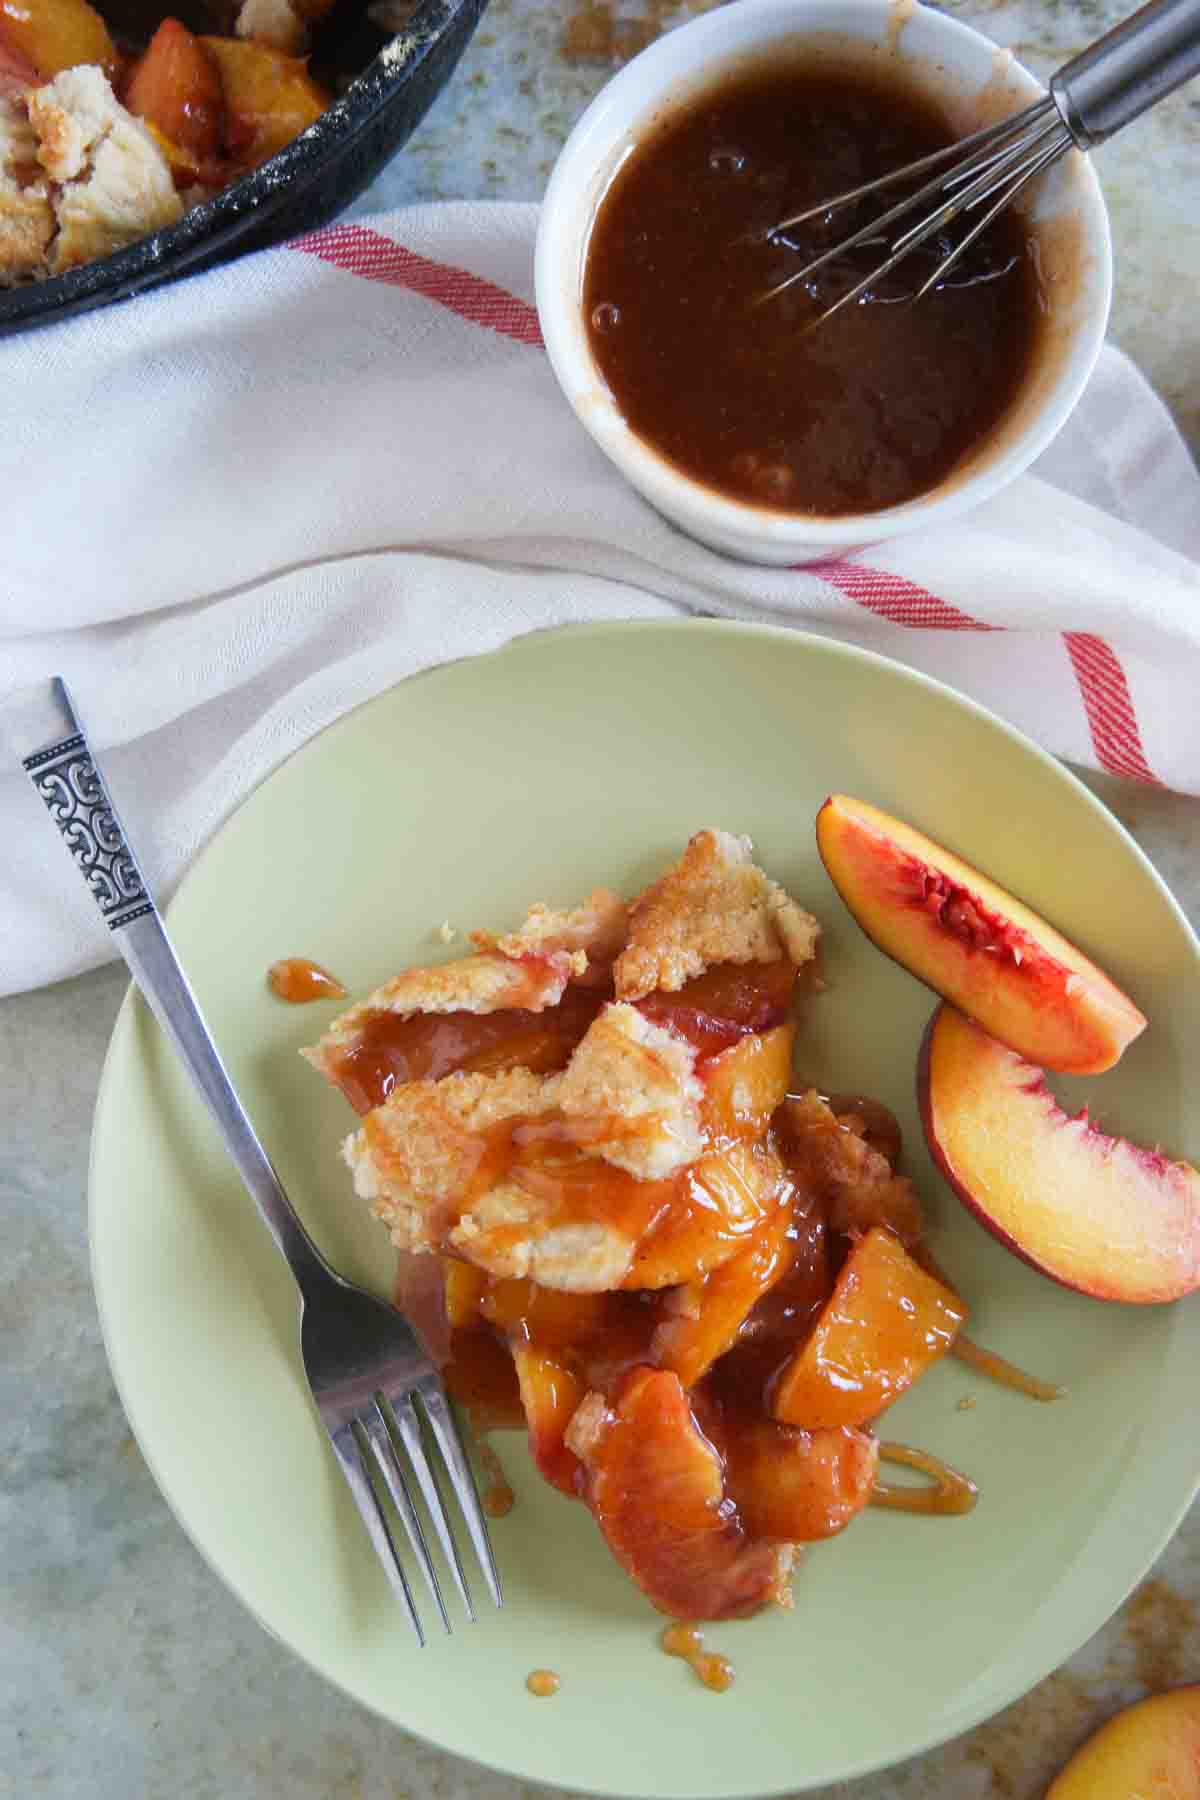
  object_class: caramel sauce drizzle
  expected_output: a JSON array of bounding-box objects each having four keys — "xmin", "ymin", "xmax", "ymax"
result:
[
  {"xmin": 914, "ymin": 1248, "xmax": 1064, "ymax": 1403},
  {"xmin": 871, "ymin": 1442, "xmax": 979, "ymax": 1515},
  {"xmin": 951, "ymin": 1333, "xmax": 1066, "ymax": 1403},
  {"xmin": 661, "ymin": 1622, "xmax": 735, "ymax": 1691},
  {"xmin": 526, "ymin": 1669, "xmax": 561, "ymax": 1697},
  {"xmin": 478, "ymin": 1442, "xmax": 515, "ymax": 1519},
  {"xmin": 266, "ymin": 957, "xmax": 346, "ymax": 1003}
]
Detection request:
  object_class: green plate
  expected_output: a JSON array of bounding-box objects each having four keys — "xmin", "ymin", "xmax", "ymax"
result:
[{"xmin": 90, "ymin": 620, "xmax": 1200, "ymax": 1798}]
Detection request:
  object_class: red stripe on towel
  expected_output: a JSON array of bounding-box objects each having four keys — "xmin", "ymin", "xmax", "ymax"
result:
[{"xmin": 291, "ymin": 223, "xmax": 543, "ymax": 346}]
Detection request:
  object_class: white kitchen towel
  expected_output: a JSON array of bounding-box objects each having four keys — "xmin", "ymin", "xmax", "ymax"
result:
[{"xmin": 2, "ymin": 200, "xmax": 1198, "ymax": 998}]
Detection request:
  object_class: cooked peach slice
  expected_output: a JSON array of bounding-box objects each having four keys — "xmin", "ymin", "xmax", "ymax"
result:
[
  {"xmin": 701, "ymin": 1023, "xmax": 795, "ymax": 1141},
  {"xmin": 480, "ymin": 1277, "xmax": 609, "ymax": 1348},
  {"xmin": 773, "ymin": 1226, "xmax": 965, "ymax": 1429},
  {"xmin": 816, "ymin": 794, "xmax": 1146, "ymax": 1074},
  {"xmin": 568, "ymin": 1368, "xmax": 794, "ymax": 1620},
  {"xmin": 0, "ymin": 31, "xmax": 35, "ymax": 95},
  {"xmin": 0, "ymin": 0, "xmax": 115, "ymax": 80},
  {"xmin": 442, "ymin": 1256, "xmax": 487, "ymax": 1329},
  {"xmin": 723, "ymin": 1419, "xmax": 879, "ymax": 1541},
  {"xmin": 736, "ymin": 1203, "xmax": 831, "ymax": 1351},
  {"xmin": 636, "ymin": 957, "xmax": 798, "ymax": 1058},
  {"xmin": 1046, "ymin": 1685, "xmax": 1200, "ymax": 1798},
  {"xmin": 125, "ymin": 19, "xmax": 224, "ymax": 163},
  {"xmin": 441, "ymin": 1327, "xmax": 524, "ymax": 1430},
  {"xmin": 921, "ymin": 1002, "xmax": 1200, "ymax": 1303},
  {"xmin": 512, "ymin": 1345, "xmax": 585, "ymax": 1496},
  {"xmin": 625, "ymin": 1140, "xmax": 786, "ymax": 1289},
  {"xmin": 652, "ymin": 1198, "xmax": 796, "ymax": 1388},
  {"xmin": 201, "ymin": 36, "xmax": 327, "ymax": 170}
]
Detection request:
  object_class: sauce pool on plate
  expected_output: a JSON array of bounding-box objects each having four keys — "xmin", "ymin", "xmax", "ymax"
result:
[{"xmin": 583, "ymin": 60, "xmax": 1041, "ymax": 517}]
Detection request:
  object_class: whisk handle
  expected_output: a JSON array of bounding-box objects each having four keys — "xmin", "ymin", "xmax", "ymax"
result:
[{"xmin": 1051, "ymin": 0, "xmax": 1200, "ymax": 145}]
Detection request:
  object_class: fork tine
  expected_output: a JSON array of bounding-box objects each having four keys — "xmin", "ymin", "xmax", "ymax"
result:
[
  {"xmin": 330, "ymin": 1420, "xmax": 425, "ymax": 1646},
  {"xmin": 382, "ymin": 1393, "xmax": 476, "ymax": 1623},
  {"xmin": 417, "ymin": 1375, "xmax": 503, "ymax": 1609},
  {"xmin": 362, "ymin": 1401, "xmax": 451, "ymax": 1636}
]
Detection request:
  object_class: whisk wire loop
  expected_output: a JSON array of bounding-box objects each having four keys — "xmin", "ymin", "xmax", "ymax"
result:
[
  {"xmin": 911, "ymin": 135, "xmax": 1068, "ymax": 300},
  {"xmin": 754, "ymin": 0, "xmax": 1200, "ymax": 327},
  {"xmin": 757, "ymin": 95, "xmax": 1074, "ymax": 324}
]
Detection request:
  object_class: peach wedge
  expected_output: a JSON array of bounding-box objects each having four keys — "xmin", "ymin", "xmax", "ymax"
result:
[
  {"xmin": 772, "ymin": 1226, "xmax": 966, "ymax": 1429},
  {"xmin": 921, "ymin": 1003, "xmax": 1200, "ymax": 1303},
  {"xmin": 1046, "ymin": 1685, "xmax": 1200, "ymax": 1798},
  {"xmin": 569, "ymin": 1369, "xmax": 792, "ymax": 1620},
  {"xmin": 816, "ymin": 794, "xmax": 1146, "ymax": 1073}
]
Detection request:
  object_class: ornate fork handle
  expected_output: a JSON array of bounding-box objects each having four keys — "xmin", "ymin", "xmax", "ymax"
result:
[{"xmin": 14, "ymin": 678, "xmax": 329, "ymax": 1296}]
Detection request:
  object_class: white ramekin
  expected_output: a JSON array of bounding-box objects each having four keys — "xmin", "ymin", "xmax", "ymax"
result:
[{"xmin": 535, "ymin": 0, "xmax": 1112, "ymax": 565}]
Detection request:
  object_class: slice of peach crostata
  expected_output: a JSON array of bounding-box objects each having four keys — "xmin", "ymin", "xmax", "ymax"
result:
[{"xmin": 303, "ymin": 830, "xmax": 959, "ymax": 1621}]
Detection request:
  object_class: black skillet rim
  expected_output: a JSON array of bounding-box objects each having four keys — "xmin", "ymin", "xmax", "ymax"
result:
[{"xmin": 0, "ymin": 0, "xmax": 486, "ymax": 330}]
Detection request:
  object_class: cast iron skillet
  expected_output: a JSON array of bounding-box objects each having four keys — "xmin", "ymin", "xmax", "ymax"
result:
[{"xmin": 0, "ymin": 0, "xmax": 489, "ymax": 338}]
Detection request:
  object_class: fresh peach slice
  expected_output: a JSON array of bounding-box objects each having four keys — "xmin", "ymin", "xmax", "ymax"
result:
[
  {"xmin": 512, "ymin": 1345, "xmax": 585, "ymax": 1496},
  {"xmin": 722, "ymin": 1418, "xmax": 879, "ymax": 1541},
  {"xmin": 652, "ymin": 1197, "xmax": 796, "ymax": 1388},
  {"xmin": 816, "ymin": 794, "xmax": 1146, "ymax": 1074},
  {"xmin": 701, "ymin": 1024, "xmax": 795, "ymax": 1141},
  {"xmin": 0, "ymin": 0, "xmax": 115, "ymax": 79},
  {"xmin": 921, "ymin": 1002, "xmax": 1200, "ymax": 1303},
  {"xmin": 568, "ymin": 1368, "xmax": 793, "ymax": 1620},
  {"xmin": 1046, "ymin": 1685, "xmax": 1200, "ymax": 1798},
  {"xmin": 773, "ymin": 1226, "xmax": 966, "ymax": 1429}
]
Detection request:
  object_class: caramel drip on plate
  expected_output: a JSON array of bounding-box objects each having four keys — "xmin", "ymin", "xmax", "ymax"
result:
[
  {"xmin": 913, "ymin": 1248, "xmax": 1065, "ymax": 1403},
  {"xmin": 951, "ymin": 1333, "xmax": 1066, "ymax": 1402},
  {"xmin": 526, "ymin": 1669, "xmax": 561, "ymax": 1697},
  {"xmin": 478, "ymin": 1442, "xmax": 515, "ymax": 1519},
  {"xmin": 871, "ymin": 1442, "xmax": 979, "ymax": 1515},
  {"xmin": 266, "ymin": 957, "xmax": 345, "ymax": 1003},
  {"xmin": 661, "ymin": 1623, "xmax": 735, "ymax": 1692}
]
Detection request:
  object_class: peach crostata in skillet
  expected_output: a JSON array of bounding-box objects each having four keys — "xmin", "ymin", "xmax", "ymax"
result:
[{"xmin": 303, "ymin": 830, "xmax": 972, "ymax": 1623}]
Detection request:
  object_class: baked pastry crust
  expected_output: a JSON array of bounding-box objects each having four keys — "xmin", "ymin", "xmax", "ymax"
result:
[
  {"xmin": 471, "ymin": 887, "xmax": 629, "ymax": 972},
  {"xmin": 0, "ymin": 99, "xmax": 54, "ymax": 283},
  {"xmin": 236, "ymin": 0, "xmax": 308, "ymax": 53},
  {"xmin": 0, "ymin": 67, "xmax": 181, "ymax": 284},
  {"xmin": 313, "ymin": 835, "xmax": 818, "ymax": 1289},
  {"xmin": 615, "ymin": 829, "xmax": 820, "ymax": 1000},
  {"xmin": 302, "ymin": 946, "xmax": 584, "ymax": 1082},
  {"xmin": 557, "ymin": 1002, "xmax": 703, "ymax": 1181}
]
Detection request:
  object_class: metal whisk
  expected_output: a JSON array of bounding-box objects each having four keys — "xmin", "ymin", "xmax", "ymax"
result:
[{"xmin": 759, "ymin": 0, "xmax": 1200, "ymax": 323}]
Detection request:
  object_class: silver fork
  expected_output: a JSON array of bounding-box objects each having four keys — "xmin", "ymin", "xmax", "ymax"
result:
[{"xmin": 10, "ymin": 677, "xmax": 501, "ymax": 1646}]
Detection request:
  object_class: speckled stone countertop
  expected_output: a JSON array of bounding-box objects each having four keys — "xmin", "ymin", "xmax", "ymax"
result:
[{"xmin": 4, "ymin": 3, "xmax": 1199, "ymax": 1797}]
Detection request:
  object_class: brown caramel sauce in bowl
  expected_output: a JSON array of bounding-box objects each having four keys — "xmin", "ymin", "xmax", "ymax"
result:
[{"xmin": 583, "ymin": 60, "xmax": 1039, "ymax": 517}]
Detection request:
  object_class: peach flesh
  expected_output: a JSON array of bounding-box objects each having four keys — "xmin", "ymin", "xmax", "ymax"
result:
[
  {"xmin": 920, "ymin": 1003, "xmax": 1200, "ymax": 1304},
  {"xmin": 816, "ymin": 794, "xmax": 1146, "ymax": 1074},
  {"xmin": 574, "ymin": 1368, "xmax": 790, "ymax": 1620},
  {"xmin": 1045, "ymin": 1684, "xmax": 1200, "ymax": 1798}
]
